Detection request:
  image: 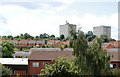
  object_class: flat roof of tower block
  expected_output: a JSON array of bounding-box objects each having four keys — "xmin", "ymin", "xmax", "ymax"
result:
[
  {"xmin": 0, "ymin": 58, "xmax": 28, "ymax": 65},
  {"xmin": 93, "ymin": 25, "xmax": 111, "ymax": 28}
]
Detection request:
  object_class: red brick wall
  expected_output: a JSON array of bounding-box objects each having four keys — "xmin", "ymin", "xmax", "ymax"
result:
[{"xmin": 28, "ymin": 60, "xmax": 53, "ymax": 75}]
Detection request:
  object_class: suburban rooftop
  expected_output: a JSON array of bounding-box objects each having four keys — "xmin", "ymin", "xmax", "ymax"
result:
[{"xmin": 28, "ymin": 51, "xmax": 73, "ymax": 60}]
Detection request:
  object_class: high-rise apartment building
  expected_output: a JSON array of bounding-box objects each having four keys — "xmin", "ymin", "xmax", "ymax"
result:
[
  {"xmin": 93, "ymin": 25, "xmax": 111, "ymax": 38},
  {"xmin": 60, "ymin": 22, "xmax": 76, "ymax": 38}
]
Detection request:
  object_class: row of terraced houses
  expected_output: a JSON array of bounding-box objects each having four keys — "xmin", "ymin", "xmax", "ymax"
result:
[
  {"xmin": 1, "ymin": 40, "xmax": 70, "ymax": 48},
  {"xmin": 0, "ymin": 41, "xmax": 120, "ymax": 76}
]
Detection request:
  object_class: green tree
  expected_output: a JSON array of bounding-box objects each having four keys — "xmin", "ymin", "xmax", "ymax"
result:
[
  {"xmin": 19, "ymin": 46, "xmax": 23, "ymax": 51},
  {"xmin": 45, "ymin": 40, "xmax": 47, "ymax": 45},
  {"xmin": 59, "ymin": 44, "xmax": 63, "ymax": 51},
  {"xmin": 69, "ymin": 23, "xmax": 112, "ymax": 75},
  {"xmin": 7, "ymin": 35, "xmax": 13, "ymax": 40},
  {"xmin": 85, "ymin": 31, "xmax": 96, "ymax": 42},
  {"xmin": 2, "ymin": 41, "xmax": 14, "ymax": 58},
  {"xmin": 0, "ymin": 63, "xmax": 11, "ymax": 75},
  {"xmin": 100, "ymin": 34, "xmax": 109, "ymax": 42},
  {"xmin": 42, "ymin": 45, "xmax": 45, "ymax": 48},
  {"xmin": 64, "ymin": 44, "xmax": 68, "ymax": 48},
  {"xmin": 24, "ymin": 33, "xmax": 31, "ymax": 39},
  {"xmin": 50, "ymin": 35, "xmax": 55, "ymax": 38},
  {"xmin": 46, "ymin": 45, "xmax": 49, "ymax": 48},
  {"xmin": 40, "ymin": 57, "xmax": 78, "ymax": 77},
  {"xmin": 60, "ymin": 34, "xmax": 65, "ymax": 40}
]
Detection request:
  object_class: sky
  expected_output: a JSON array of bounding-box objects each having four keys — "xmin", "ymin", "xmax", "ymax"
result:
[{"xmin": 0, "ymin": 0, "xmax": 118, "ymax": 40}]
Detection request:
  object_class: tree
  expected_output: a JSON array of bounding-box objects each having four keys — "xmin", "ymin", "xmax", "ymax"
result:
[
  {"xmin": 0, "ymin": 63, "xmax": 11, "ymax": 75},
  {"xmin": 40, "ymin": 57, "xmax": 78, "ymax": 77},
  {"xmin": 42, "ymin": 45, "xmax": 45, "ymax": 48},
  {"xmin": 45, "ymin": 40, "xmax": 47, "ymax": 45},
  {"xmin": 69, "ymin": 23, "xmax": 112, "ymax": 75},
  {"xmin": 64, "ymin": 44, "xmax": 68, "ymax": 48},
  {"xmin": 7, "ymin": 35, "xmax": 13, "ymax": 40},
  {"xmin": 50, "ymin": 35, "xmax": 55, "ymax": 38},
  {"xmin": 14, "ymin": 35, "xmax": 19, "ymax": 38},
  {"xmin": 24, "ymin": 33, "xmax": 31, "ymax": 39},
  {"xmin": 60, "ymin": 34, "xmax": 65, "ymax": 40},
  {"xmin": 46, "ymin": 45, "xmax": 49, "ymax": 48},
  {"xmin": 1, "ymin": 41, "xmax": 14, "ymax": 58},
  {"xmin": 100, "ymin": 34, "xmax": 109, "ymax": 42},
  {"xmin": 19, "ymin": 46, "xmax": 23, "ymax": 51},
  {"xmin": 59, "ymin": 44, "xmax": 63, "ymax": 50},
  {"xmin": 85, "ymin": 31, "xmax": 96, "ymax": 42}
]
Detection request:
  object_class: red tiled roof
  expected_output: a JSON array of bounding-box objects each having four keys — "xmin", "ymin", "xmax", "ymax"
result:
[
  {"xmin": 114, "ymin": 41, "xmax": 120, "ymax": 47},
  {"xmin": 28, "ymin": 51, "xmax": 73, "ymax": 60},
  {"xmin": 18, "ymin": 40, "xmax": 28, "ymax": 43},
  {"xmin": 61, "ymin": 41, "xmax": 70, "ymax": 45}
]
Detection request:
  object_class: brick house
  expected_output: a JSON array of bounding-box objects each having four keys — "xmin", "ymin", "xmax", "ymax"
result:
[
  {"xmin": 61, "ymin": 41, "xmax": 70, "ymax": 48},
  {"xmin": 36, "ymin": 41, "xmax": 45, "ymax": 47},
  {"xmin": 0, "ymin": 58, "xmax": 28, "ymax": 75},
  {"xmin": 28, "ymin": 40, "xmax": 36, "ymax": 47},
  {"xmin": 17, "ymin": 40, "xmax": 28, "ymax": 48},
  {"xmin": 28, "ymin": 51, "xmax": 73, "ymax": 75},
  {"xmin": 55, "ymin": 41, "xmax": 70, "ymax": 48},
  {"xmin": 102, "ymin": 43, "xmax": 114, "ymax": 51},
  {"xmin": 107, "ymin": 48, "xmax": 120, "ymax": 70},
  {"xmin": 47, "ymin": 40, "xmax": 55, "ymax": 45},
  {"xmin": 114, "ymin": 41, "xmax": 120, "ymax": 48}
]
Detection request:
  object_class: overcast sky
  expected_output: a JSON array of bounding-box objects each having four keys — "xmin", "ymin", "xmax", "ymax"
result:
[{"xmin": 0, "ymin": 0, "xmax": 118, "ymax": 40}]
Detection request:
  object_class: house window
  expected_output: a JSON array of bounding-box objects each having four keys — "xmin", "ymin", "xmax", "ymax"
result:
[
  {"xmin": 10, "ymin": 69, "xmax": 15, "ymax": 74},
  {"xmin": 32, "ymin": 75, "xmax": 38, "ymax": 77},
  {"xmin": 43, "ymin": 62, "xmax": 49, "ymax": 67},
  {"xmin": 32, "ymin": 62, "xmax": 39, "ymax": 67},
  {"xmin": 110, "ymin": 64, "xmax": 116, "ymax": 68}
]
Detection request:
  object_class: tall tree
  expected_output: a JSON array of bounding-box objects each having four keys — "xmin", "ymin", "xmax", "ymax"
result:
[
  {"xmin": 1, "ymin": 41, "xmax": 14, "ymax": 58},
  {"xmin": 60, "ymin": 34, "xmax": 65, "ymax": 40},
  {"xmin": 69, "ymin": 23, "xmax": 112, "ymax": 75}
]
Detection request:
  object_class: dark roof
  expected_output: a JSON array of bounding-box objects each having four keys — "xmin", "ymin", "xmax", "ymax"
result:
[{"xmin": 28, "ymin": 51, "xmax": 73, "ymax": 60}]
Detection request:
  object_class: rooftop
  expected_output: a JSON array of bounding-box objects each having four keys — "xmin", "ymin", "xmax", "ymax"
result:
[
  {"xmin": 12, "ymin": 51, "xmax": 30, "ymax": 57},
  {"xmin": 29, "ymin": 51, "xmax": 73, "ymax": 60},
  {"xmin": 0, "ymin": 58, "xmax": 28, "ymax": 65},
  {"xmin": 29, "ymin": 48, "xmax": 61, "ymax": 53}
]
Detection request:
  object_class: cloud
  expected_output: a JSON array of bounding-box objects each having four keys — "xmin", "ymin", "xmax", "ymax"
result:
[
  {"xmin": 0, "ymin": 0, "xmax": 72, "ymax": 10},
  {"xmin": 0, "ymin": 2, "xmax": 118, "ymax": 40},
  {"xmin": 0, "ymin": 15, "xmax": 7, "ymax": 24}
]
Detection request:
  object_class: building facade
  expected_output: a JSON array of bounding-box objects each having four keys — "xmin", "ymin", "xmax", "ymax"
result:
[
  {"xmin": 60, "ymin": 22, "xmax": 76, "ymax": 38},
  {"xmin": 93, "ymin": 25, "xmax": 111, "ymax": 38}
]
